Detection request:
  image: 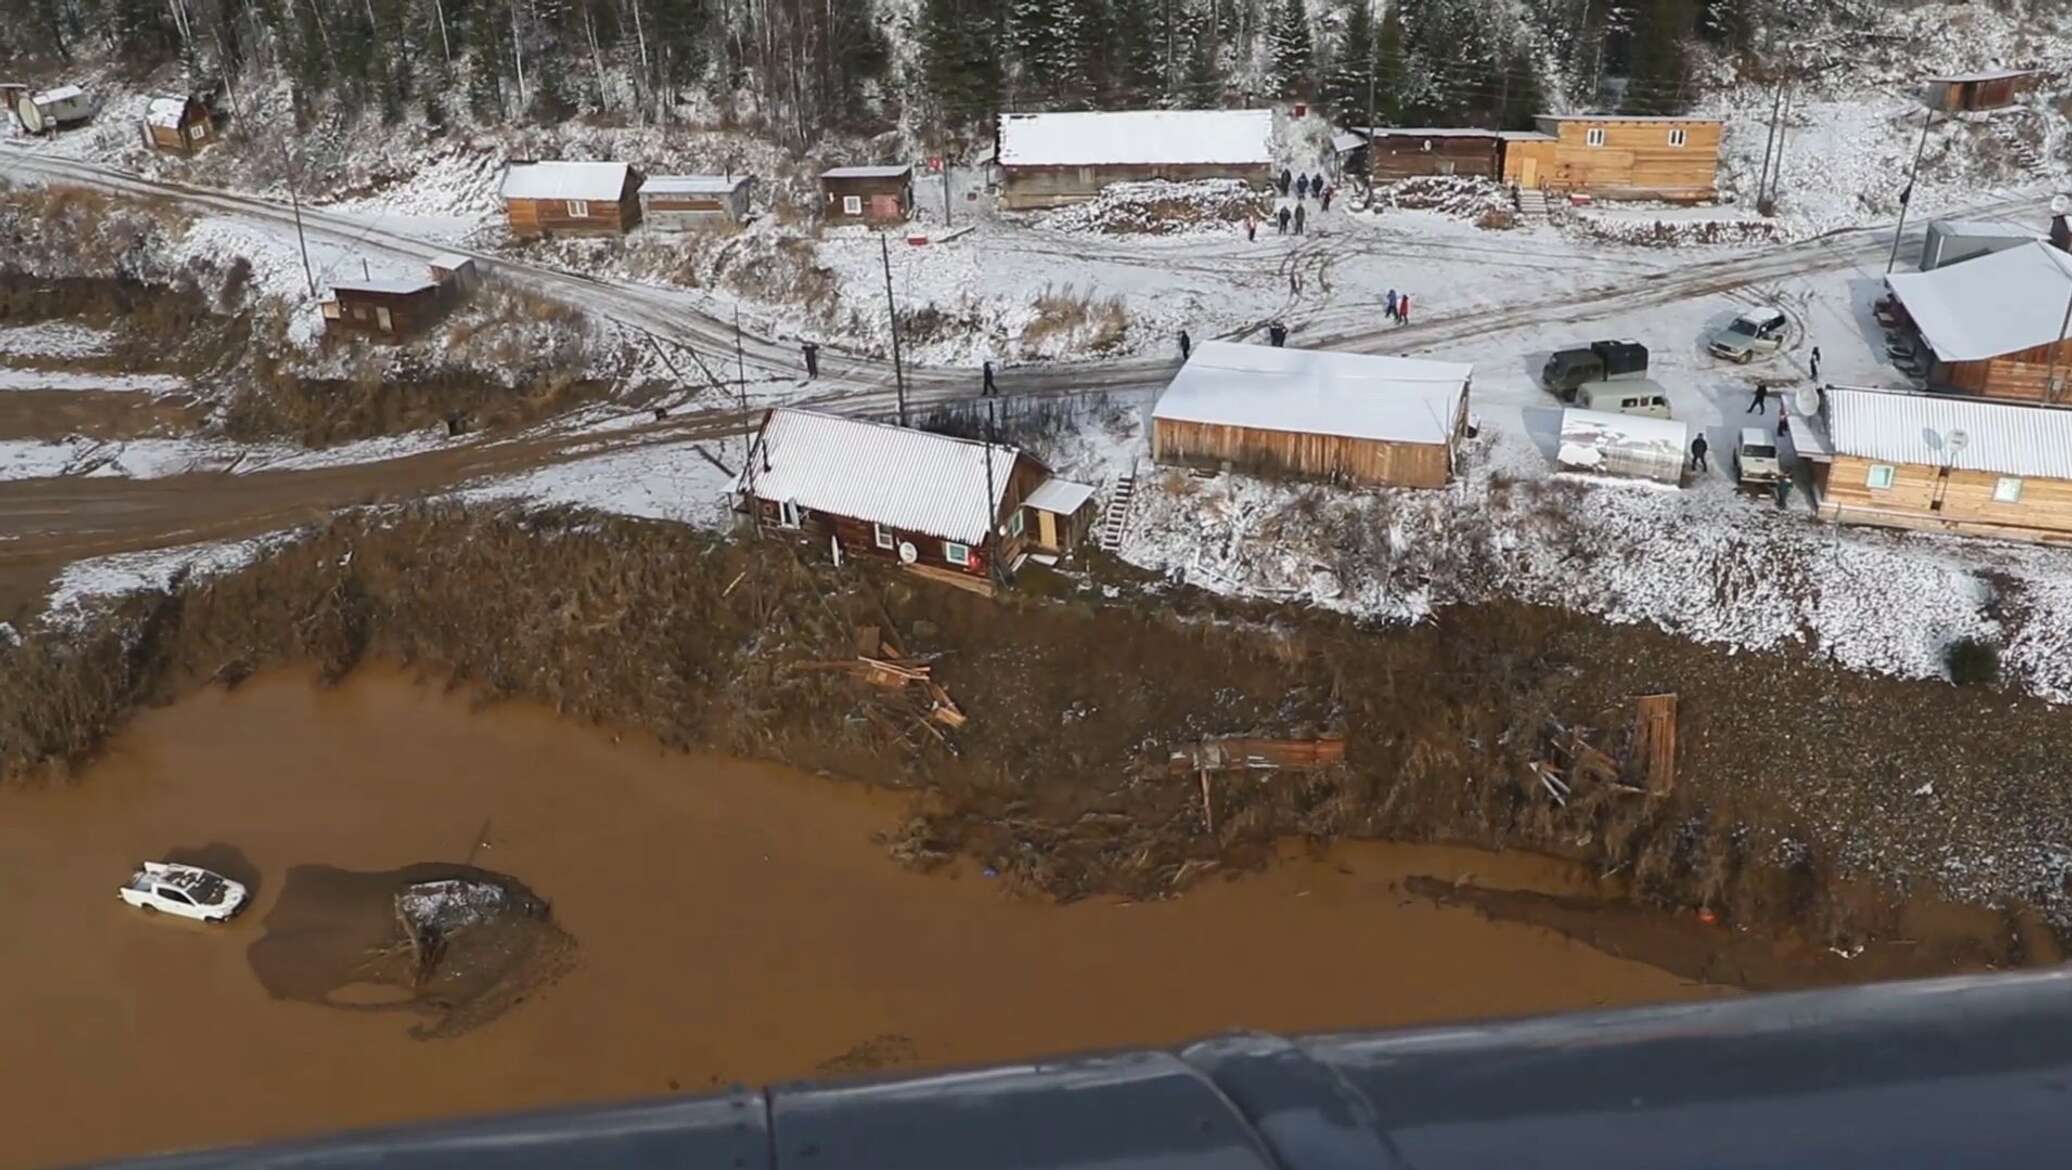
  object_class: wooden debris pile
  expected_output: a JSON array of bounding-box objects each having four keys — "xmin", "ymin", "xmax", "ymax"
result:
[
  {"xmin": 1530, "ymin": 692, "xmax": 1678, "ymax": 807},
  {"xmin": 1169, "ymin": 733, "xmax": 1348, "ymax": 835},
  {"xmin": 790, "ymin": 623, "xmax": 968, "ymax": 749}
]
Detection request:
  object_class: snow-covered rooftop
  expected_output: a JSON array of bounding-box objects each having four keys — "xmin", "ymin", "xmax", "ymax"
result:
[
  {"xmin": 998, "ymin": 110, "xmax": 1273, "ymax": 168},
  {"xmin": 1023, "ymin": 477, "xmax": 1096, "ymax": 515},
  {"xmin": 144, "ymin": 96, "xmax": 189, "ymax": 128},
  {"xmin": 1559, "ymin": 408, "xmax": 1689, "ymax": 451},
  {"xmin": 33, "ymin": 85, "xmax": 84, "ymax": 105},
  {"xmin": 427, "ymin": 252, "xmax": 474, "ymax": 272},
  {"xmin": 1153, "ymin": 341, "xmax": 1471, "ymax": 446},
  {"xmin": 642, "ymin": 175, "xmax": 749, "ymax": 195},
  {"xmin": 1330, "ymin": 132, "xmax": 1365, "ymax": 155},
  {"xmin": 330, "ymin": 276, "xmax": 439, "ymax": 295},
  {"xmin": 499, "ymin": 162, "xmax": 631, "ymax": 202},
  {"xmin": 1886, "ymin": 241, "xmax": 2072, "ymax": 361},
  {"xmin": 821, "ymin": 165, "xmax": 911, "ymax": 180},
  {"xmin": 739, "ymin": 409, "xmax": 1022, "ymax": 545},
  {"xmin": 1536, "ymin": 113, "xmax": 1722, "ymax": 124},
  {"xmin": 1826, "ymin": 388, "xmax": 2072, "ymax": 480},
  {"xmin": 1929, "ymin": 218, "xmax": 2037, "ymax": 239},
  {"xmin": 1369, "ymin": 127, "xmax": 1501, "ymax": 139},
  {"xmin": 1923, "ymin": 68, "xmax": 2038, "ymax": 83}
]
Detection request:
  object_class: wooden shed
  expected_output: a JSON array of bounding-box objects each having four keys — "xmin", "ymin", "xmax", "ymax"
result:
[
  {"xmin": 638, "ymin": 175, "xmax": 752, "ymax": 230},
  {"xmin": 320, "ymin": 257, "xmax": 474, "ymax": 341},
  {"xmin": 995, "ymin": 109, "xmax": 1274, "ymax": 210},
  {"xmin": 1923, "ymin": 70, "xmax": 2040, "ymax": 114},
  {"xmin": 820, "ymin": 166, "xmax": 914, "ymax": 226},
  {"xmin": 142, "ymin": 95, "xmax": 213, "ymax": 154},
  {"xmin": 1809, "ymin": 387, "xmax": 2072, "ymax": 544},
  {"xmin": 500, "ymin": 161, "xmax": 642, "ymax": 238},
  {"xmin": 1511, "ymin": 114, "xmax": 1722, "ymax": 201},
  {"xmin": 1151, "ymin": 341, "xmax": 1472, "ymax": 488},
  {"xmin": 1365, "ymin": 128, "xmax": 1503, "ymax": 182},
  {"xmin": 1885, "ymin": 241, "xmax": 2072, "ymax": 402},
  {"xmin": 1919, "ymin": 218, "xmax": 2037, "ymax": 271},
  {"xmin": 736, "ymin": 408, "xmax": 1099, "ymax": 580}
]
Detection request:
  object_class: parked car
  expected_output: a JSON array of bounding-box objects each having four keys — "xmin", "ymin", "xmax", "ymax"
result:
[
  {"xmin": 1576, "ymin": 380, "xmax": 1673, "ymax": 420},
  {"xmin": 1735, "ymin": 427, "xmax": 1787, "ymax": 485},
  {"xmin": 1707, "ymin": 307, "xmax": 1790, "ymax": 364},
  {"xmin": 1541, "ymin": 339, "xmax": 1650, "ymax": 398},
  {"xmin": 118, "ymin": 861, "xmax": 248, "ymax": 922}
]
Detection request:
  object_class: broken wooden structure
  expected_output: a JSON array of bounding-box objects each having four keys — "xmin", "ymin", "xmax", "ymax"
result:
[
  {"xmin": 792, "ymin": 624, "xmax": 968, "ymax": 743},
  {"xmin": 1530, "ymin": 693, "xmax": 1678, "ymax": 806},
  {"xmin": 1169, "ymin": 733, "xmax": 1347, "ymax": 836}
]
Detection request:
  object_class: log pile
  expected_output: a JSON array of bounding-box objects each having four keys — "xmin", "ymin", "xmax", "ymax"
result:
[
  {"xmin": 790, "ymin": 623, "xmax": 969, "ymax": 743},
  {"xmin": 1531, "ymin": 692, "xmax": 1678, "ymax": 806}
]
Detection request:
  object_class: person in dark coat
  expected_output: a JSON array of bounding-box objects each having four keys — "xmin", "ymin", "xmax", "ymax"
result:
[
  {"xmin": 1810, "ymin": 345, "xmax": 1822, "ymax": 379},
  {"xmin": 1280, "ymin": 167, "xmax": 1292, "ymax": 195},
  {"xmin": 1245, "ymin": 216, "xmax": 1257, "ymax": 242},
  {"xmin": 1268, "ymin": 322, "xmax": 1288, "ymax": 347},
  {"xmin": 1277, "ymin": 205, "xmax": 1291, "ymax": 234},
  {"xmin": 1294, "ymin": 204, "xmax": 1306, "ymax": 235},
  {"xmin": 1320, "ymin": 186, "xmax": 1333, "ymax": 211},
  {"xmin": 1690, "ymin": 433, "xmax": 1709, "ymax": 471},
  {"xmin": 1385, "ymin": 289, "xmax": 1398, "ymax": 322},
  {"xmin": 801, "ymin": 340, "xmax": 820, "ymax": 379},
  {"xmin": 982, "ymin": 360, "xmax": 998, "ymax": 396},
  {"xmin": 1296, "ymin": 174, "xmax": 1309, "ymax": 200},
  {"xmin": 1290, "ymin": 270, "xmax": 1301, "ymax": 295},
  {"xmin": 1178, "ymin": 330, "xmax": 1191, "ymax": 361},
  {"xmin": 1746, "ymin": 382, "xmax": 1769, "ymax": 414}
]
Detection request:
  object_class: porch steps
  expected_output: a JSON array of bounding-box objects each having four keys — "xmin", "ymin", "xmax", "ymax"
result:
[
  {"xmin": 1097, "ymin": 470, "xmax": 1138, "ymax": 553},
  {"xmin": 1514, "ymin": 187, "xmax": 1552, "ymax": 220}
]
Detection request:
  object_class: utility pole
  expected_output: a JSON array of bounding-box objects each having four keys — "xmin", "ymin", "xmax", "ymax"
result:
[
  {"xmin": 983, "ymin": 397, "xmax": 1003, "ymax": 588},
  {"xmin": 1768, "ymin": 84, "xmax": 1795, "ymax": 205},
  {"xmin": 733, "ymin": 305, "xmax": 749, "ymax": 457},
  {"xmin": 2044, "ymin": 287, "xmax": 2072, "ymax": 405},
  {"xmin": 880, "ymin": 233, "xmax": 909, "ymax": 427},
  {"xmin": 1887, "ymin": 109, "xmax": 1936, "ymax": 274},
  {"xmin": 281, "ymin": 140, "xmax": 316, "ymax": 298},
  {"xmin": 1755, "ymin": 86, "xmax": 1781, "ymax": 209}
]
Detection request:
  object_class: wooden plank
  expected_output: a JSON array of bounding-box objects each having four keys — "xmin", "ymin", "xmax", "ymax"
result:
[
  {"xmin": 903, "ymin": 562, "xmax": 995, "ymax": 597},
  {"xmin": 1632, "ymin": 692, "xmax": 1678, "ymax": 795},
  {"xmin": 853, "ymin": 624, "xmax": 881, "ymax": 657}
]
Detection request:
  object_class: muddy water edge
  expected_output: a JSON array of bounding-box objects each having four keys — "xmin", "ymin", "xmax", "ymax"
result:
[{"xmin": 1, "ymin": 666, "xmax": 1724, "ymax": 1169}]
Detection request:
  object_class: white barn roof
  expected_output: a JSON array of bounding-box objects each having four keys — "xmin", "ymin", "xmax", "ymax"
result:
[
  {"xmin": 1153, "ymin": 341, "xmax": 1471, "ymax": 446},
  {"xmin": 1557, "ymin": 408, "xmax": 1689, "ymax": 479},
  {"xmin": 1886, "ymin": 241, "xmax": 2072, "ymax": 361},
  {"xmin": 998, "ymin": 110, "xmax": 1274, "ymax": 168},
  {"xmin": 1923, "ymin": 68, "xmax": 2038, "ymax": 83},
  {"xmin": 330, "ymin": 276, "xmax": 440, "ymax": 295},
  {"xmin": 739, "ymin": 409, "xmax": 1023, "ymax": 545},
  {"xmin": 500, "ymin": 161, "xmax": 631, "ymax": 202},
  {"xmin": 144, "ymin": 96, "xmax": 189, "ymax": 128},
  {"xmin": 1826, "ymin": 388, "xmax": 2072, "ymax": 480},
  {"xmin": 821, "ymin": 165, "xmax": 911, "ymax": 180},
  {"xmin": 643, "ymin": 175, "xmax": 749, "ymax": 195},
  {"xmin": 1023, "ymin": 477, "xmax": 1096, "ymax": 515},
  {"xmin": 34, "ymin": 84, "xmax": 85, "ymax": 105}
]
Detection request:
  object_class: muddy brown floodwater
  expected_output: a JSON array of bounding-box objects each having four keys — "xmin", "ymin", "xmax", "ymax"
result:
[{"xmin": 0, "ymin": 666, "xmax": 1726, "ymax": 1169}]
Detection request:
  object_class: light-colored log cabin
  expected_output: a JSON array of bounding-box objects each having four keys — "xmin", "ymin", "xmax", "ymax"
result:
[
  {"xmin": 1500, "ymin": 114, "xmax": 1722, "ymax": 202},
  {"xmin": 1151, "ymin": 341, "xmax": 1472, "ymax": 488},
  {"xmin": 499, "ymin": 161, "xmax": 642, "ymax": 238},
  {"xmin": 995, "ymin": 109, "xmax": 1274, "ymax": 210},
  {"xmin": 1808, "ymin": 387, "xmax": 2072, "ymax": 544},
  {"xmin": 1885, "ymin": 241, "xmax": 2072, "ymax": 402}
]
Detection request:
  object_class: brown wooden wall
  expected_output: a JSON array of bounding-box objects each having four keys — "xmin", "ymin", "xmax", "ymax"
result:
[
  {"xmin": 329, "ymin": 283, "xmax": 462, "ymax": 341},
  {"xmin": 506, "ymin": 183, "xmax": 642, "ymax": 237},
  {"xmin": 1499, "ymin": 138, "xmax": 1558, "ymax": 186},
  {"xmin": 745, "ymin": 451, "xmax": 1050, "ymax": 573},
  {"xmin": 822, "ymin": 176, "xmax": 913, "ymax": 224},
  {"xmin": 1817, "ymin": 453, "xmax": 2072, "ymax": 537},
  {"xmin": 1944, "ymin": 342, "xmax": 2072, "ymax": 402},
  {"xmin": 1534, "ymin": 119, "xmax": 1721, "ymax": 199},
  {"xmin": 1151, "ymin": 412, "xmax": 1458, "ymax": 488},
  {"xmin": 1000, "ymin": 162, "xmax": 1273, "ymax": 209},
  {"xmin": 1368, "ymin": 134, "xmax": 1501, "ymax": 182}
]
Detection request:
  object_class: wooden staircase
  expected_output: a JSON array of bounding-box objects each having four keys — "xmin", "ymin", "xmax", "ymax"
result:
[
  {"xmin": 1514, "ymin": 186, "xmax": 1552, "ymax": 221},
  {"xmin": 1097, "ymin": 467, "xmax": 1138, "ymax": 553}
]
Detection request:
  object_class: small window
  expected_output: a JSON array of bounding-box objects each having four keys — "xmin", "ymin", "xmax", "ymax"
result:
[
  {"xmin": 778, "ymin": 500, "xmax": 802, "ymax": 528},
  {"xmin": 944, "ymin": 541, "xmax": 971, "ymax": 566},
  {"xmin": 190, "ymin": 122, "xmax": 206, "ymax": 140},
  {"xmin": 1994, "ymin": 476, "xmax": 2024, "ymax": 503},
  {"xmin": 566, "ymin": 199, "xmax": 590, "ymax": 218},
  {"xmin": 1585, "ymin": 127, "xmax": 1607, "ymax": 147},
  {"xmin": 1007, "ymin": 510, "xmax": 1025, "ymax": 537},
  {"xmin": 158, "ymin": 888, "xmax": 193, "ymax": 905},
  {"xmin": 873, "ymin": 523, "xmax": 894, "ymax": 550},
  {"xmin": 1866, "ymin": 464, "xmax": 1897, "ymax": 490},
  {"xmin": 842, "ymin": 194, "xmax": 863, "ymax": 216},
  {"xmin": 1667, "ymin": 128, "xmax": 1687, "ymax": 147}
]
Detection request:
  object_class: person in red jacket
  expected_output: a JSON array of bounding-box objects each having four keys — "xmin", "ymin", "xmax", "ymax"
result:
[{"xmin": 1397, "ymin": 292, "xmax": 1412, "ymax": 325}]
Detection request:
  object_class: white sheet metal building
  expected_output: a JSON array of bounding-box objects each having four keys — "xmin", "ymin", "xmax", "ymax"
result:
[
  {"xmin": 1556, "ymin": 408, "xmax": 1688, "ymax": 486},
  {"xmin": 638, "ymin": 175, "xmax": 752, "ymax": 229},
  {"xmin": 996, "ymin": 109, "xmax": 1275, "ymax": 210},
  {"xmin": 1151, "ymin": 341, "xmax": 1472, "ymax": 488}
]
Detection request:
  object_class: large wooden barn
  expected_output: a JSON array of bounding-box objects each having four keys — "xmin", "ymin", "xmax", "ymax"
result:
[
  {"xmin": 1151, "ymin": 341, "xmax": 1472, "ymax": 488},
  {"xmin": 1808, "ymin": 388, "xmax": 2072, "ymax": 544},
  {"xmin": 736, "ymin": 409, "xmax": 1098, "ymax": 582},
  {"xmin": 1923, "ymin": 69, "xmax": 2040, "ymax": 113},
  {"xmin": 1885, "ymin": 240, "xmax": 2072, "ymax": 402},
  {"xmin": 1365, "ymin": 128, "xmax": 1503, "ymax": 181},
  {"xmin": 995, "ymin": 109, "xmax": 1274, "ymax": 210},
  {"xmin": 1498, "ymin": 114, "xmax": 1722, "ymax": 201},
  {"xmin": 499, "ymin": 161, "xmax": 642, "ymax": 237}
]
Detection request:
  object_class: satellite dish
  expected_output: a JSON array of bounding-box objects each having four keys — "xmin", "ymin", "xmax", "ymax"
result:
[
  {"xmin": 1947, "ymin": 429, "xmax": 1969, "ymax": 453},
  {"xmin": 1795, "ymin": 385, "xmax": 1822, "ymax": 416},
  {"xmin": 897, "ymin": 541, "xmax": 918, "ymax": 565}
]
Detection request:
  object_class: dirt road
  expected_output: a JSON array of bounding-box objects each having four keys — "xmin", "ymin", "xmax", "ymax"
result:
[{"xmin": 0, "ymin": 664, "xmax": 1728, "ymax": 1169}]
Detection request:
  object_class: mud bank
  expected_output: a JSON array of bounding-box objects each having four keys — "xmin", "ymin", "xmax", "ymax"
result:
[
  {"xmin": 2, "ymin": 506, "xmax": 2063, "ymax": 958},
  {"xmin": 0, "ymin": 665, "xmax": 1725, "ymax": 1169}
]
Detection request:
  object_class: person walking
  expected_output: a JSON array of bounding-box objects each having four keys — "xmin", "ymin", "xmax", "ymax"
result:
[
  {"xmin": 1385, "ymin": 289, "xmax": 1398, "ymax": 322},
  {"xmin": 1179, "ymin": 330, "xmax": 1192, "ymax": 361},
  {"xmin": 1690, "ymin": 432, "xmax": 1709, "ymax": 472},
  {"xmin": 1397, "ymin": 292, "xmax": 1411, "ymax": 325},
  {"xmin": 1810, "ymin": 345, "xmax": 1822, "ymax": 380},
  {"xmin": 1321, "ymin": 185, "xmax": 1333, "ymax": 212},
  {"xmin": 1277, "ymin": 205, "xmax": 1291, "ymax": 234},
  {"xmin": 1294, "ymin": 203, "xmax": 1306, "ymax": 235},
  {"xmin": 1280, "ymin": 167, "xmax": 1292, "ymax": 195},
  {"xmin": 982, "ymin": 360, "xmax": 998, "ymax": 396},
  {"xmin": 1777, "ymin": 409, "xmax": 1791, "ymax": 440},
  {"xmin": 1296, "ymin": 174, "xmax": 1309, "ymax": 200},
  {"xmin": 801, "ymin": 340, "xmax": 820, "ymax": 379},
  {"xmin": 1746, "ymin": 381, "xmax": 1769, "ymax": 414},
  {"xmin": 1268, "ymin": 322, "xmax": 1288, "ymax": 347},
  {"xmin": 1246, "ymin": 216, "xmax": 1257, "ymax": 242},
  {"xmin": 1290, "ymin": 269, "xmax": 1301, "ymax": 295}
]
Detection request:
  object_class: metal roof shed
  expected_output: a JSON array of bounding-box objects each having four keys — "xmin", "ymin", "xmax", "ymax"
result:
[
  {"xmin": 1556, "ymin": 408, "xmax": 1688, "ymax": 486},
  {"xmin": 1886, "ymin": 241, "xmax": 2072, "ymax": 362},
  {"xmin": 1151, "ymin": 341, "xmax": 1473, "ymax": 488}
]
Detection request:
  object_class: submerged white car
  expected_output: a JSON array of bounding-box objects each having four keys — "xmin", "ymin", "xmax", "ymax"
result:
[{"xmin": 118, "ymin": 861, "xmax": 249, "ymax": 922}]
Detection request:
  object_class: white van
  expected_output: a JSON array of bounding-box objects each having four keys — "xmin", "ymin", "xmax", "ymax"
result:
[{"xmin": 1576, "ymin": 380, "xmax": 1673, "ymax": 419}]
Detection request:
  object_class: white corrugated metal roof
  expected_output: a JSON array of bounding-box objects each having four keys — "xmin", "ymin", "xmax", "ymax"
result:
[
  {"xmin": 821, "ymin": 165, "xmax": 911, "ymax": 180},
  {"xmin": 1930, "ymin": 218, "xmax": 2036, "ymax": 239},
  {"xmin": 1368, "ymin": 127, "xmax": 1501, "ymax": 139},
  {"xmin": 1826, "ymin": 388, "xmax": 2072, "ymax": 480},
  {"xmin": 1924, "ymin": 68, "xmax": 2038, "ymax": 84},
  {"xmin": 1557, "ymin": 407, "xmax": 1688, "ymax": 471},
  {"xmin": 427, "ymin": 252, "xmax": 474, "ymax": 272},
  {"xmin": 33, "ymin": 84, "xmax": 84, "ymax": 105},
  {"xmin": 1535, "ymin": 113, "xmax": 1722, "ymax": 124},
  {"xmin": 1330, "ymin": 132, "xmax": 1365, "ymax": 155},
  {"xmin": 330, "ymin": 276, "xmax": 440, "ymax": 295},
  {"xmin": 144, "ymin": 96, "xmax": 188, "ymax": 128},
  {"xmin": 1887, "ymin": 241, "xmax": 2072, "ymax": 361},
  {"xmin": 1153, "ymin": 341, "xmax": 1471, "ymax": 446},
  {"xmin": 500, "ymin": 161, "xmax": 632, "ymax": 202},
  {"xmin": 998, "ymin": 109, "xmax": 1274, "ymax": 168},
  {"xmin": 738, "ymin": 409, "xmax": 1023, "ymax": 545},
  {"xmin": 1024, "ymin": 477, "xmax": 1096, "ymax": 515},
  {"xmin": 643, "ymin": 175, "xmax": 749, "ymax": 195}
]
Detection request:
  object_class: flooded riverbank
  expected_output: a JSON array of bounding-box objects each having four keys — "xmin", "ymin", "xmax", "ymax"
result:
[{"xmin": 0, "ymin": 664, "xmax": 1735, "ymax": 1168}]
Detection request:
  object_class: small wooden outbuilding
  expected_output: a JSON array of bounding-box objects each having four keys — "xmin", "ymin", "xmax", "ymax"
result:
[
  {"xmin": 1884, "ymin": 240, "xmax": 2072, "ymax": 401},
  {"xmin": 736, "ymin": 408, "xmax": 1098, "ymax": 579},
  {"xmin": 1366, "ymin": 128, "xmax": 1503, "ymax": 182},
  {"xmin": 7, "ymin": 84, "xmax": 92, "ymax": 134},
  {"xmin": 1810, "ymin": 387, "xmax": 2072, "ymax": 544},
  {"xmin": 1502, "ymin": 114, "xmax": 1721, "ymax": 202},
  {"xmin": 142, "ymin": 95, "xmax": 213, "ymax": 154},
  {"xmin": 820, "ymin": 166, "xmax": 914, "ymax": 226},
  {"xmin": 638, "ymin": 175, "xmax": 752, "ymax": 229},
  {"xmin": 994, "ymin": 109, "xmax": 1274, "ymax": 210},
  {"xmin": 1922, "ymin": 70, "xmax": 2040, "ymax": 114},
  {"xmin": 499, "ymin": 161, "xmax": 643, "ymax": 238},
  {"xmin": 1919, "ymin": 218, "xmax": 2037, "ymax": 271},
  {"xmin": 1151, "ymin": 341, "xmax": 1472, "ymax": 488},
  {"xmin": 320, "ymin": 257, "xmax": 475, "ymax": 341}
]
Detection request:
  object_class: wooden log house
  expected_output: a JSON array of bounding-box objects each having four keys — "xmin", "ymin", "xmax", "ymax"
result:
[
  {"xmin": 1885, "ymin": 241, "xmax": 2072, "ymax": 402},
  {"xmin": 500, "ymin": 161, "xmax": 643, "ymax": 238},
  {"xmin": 142, "ymin": 95, "xmax": 214, "ymax": 154},
  {"xmin": 994, "ymin": 109, "xmax": 1274, "ymax": 210},
  {"xmin": 1499, "ymin": 114, "xmax": 1722, "ymax": 201},
  {"xmin": 1364, "ymin": 128, "xmax": 1503, "ymax": 182},
  {"xmin": 735, "ymin": 408, "xmax": 1099, "ymax": 580},
  {"xmin": 637, "ymin": 175, "xmax": 753, "ymax": 229},
  {"xmin": 320, "ymin": 253, "xmax": 477, "ymax": 341},
  {"xmin": 819, "ymin": 166, "xmax": 915, "ymax": 226},
  {"xmin": 1922, "ymin": 70, "xmax": 2041, "ymax": 114},
  {"xmin": 1151, "ymin": 341, "xmax": 1472, "ymax": 489}
]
